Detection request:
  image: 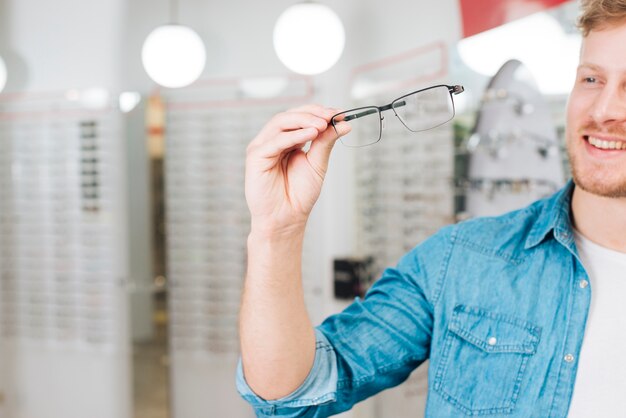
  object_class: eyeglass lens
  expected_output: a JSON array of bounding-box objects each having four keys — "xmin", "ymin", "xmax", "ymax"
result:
[
  {"xmin": 393, "ymin": 86, "xmax": 454, "ymax": 132},
  {"xmin": 335, "ymin": 107, "xmax": 382, "ymax": 147}
]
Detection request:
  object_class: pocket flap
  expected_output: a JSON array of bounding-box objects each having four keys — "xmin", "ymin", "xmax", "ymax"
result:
[{"xmin": 448, "ymin": 305, "xmax": 541, "ymax": 354}]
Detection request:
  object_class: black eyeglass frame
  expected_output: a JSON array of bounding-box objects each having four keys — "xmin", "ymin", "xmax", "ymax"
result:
[{"xmin": 331, "ymin": 84, "xmax": 464, "ymax": 146}]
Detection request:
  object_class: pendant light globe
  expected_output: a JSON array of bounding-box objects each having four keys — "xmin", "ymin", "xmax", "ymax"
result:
[
  {"xmin": 142, "ymin": 24, "xmax": 206, "ymax": 88},
  {"xmin": 273, "ymin": 2, "xmax": 345, "ymax": 75}
]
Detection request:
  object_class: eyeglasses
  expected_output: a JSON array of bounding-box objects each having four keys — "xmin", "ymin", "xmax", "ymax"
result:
[{"xmin": 331, "ymin": 84, "xmax": 464, "ymax": 147}]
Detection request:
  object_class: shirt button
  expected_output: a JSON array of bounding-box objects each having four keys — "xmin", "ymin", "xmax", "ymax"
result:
[
  {"xmin": 564, "ymin": 354, "xmax": 575, "ymax": 363},
  {"xmin": 488, "ymin": 337, "xmax": 497, "ymax": 346},
  {"xmin": 579, "ymin": 279, "xmax": 589, "ymax": 288}
]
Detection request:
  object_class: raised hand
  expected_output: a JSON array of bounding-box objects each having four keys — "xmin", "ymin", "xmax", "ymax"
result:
[{"xmin": 245, "ymin": 104, "xmax": 351, "ymax": 235}]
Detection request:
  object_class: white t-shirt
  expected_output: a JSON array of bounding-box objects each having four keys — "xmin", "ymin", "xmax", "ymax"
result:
[{"xmin": 568, "ymin": 231, "xmax": 626, "ymax": 417}]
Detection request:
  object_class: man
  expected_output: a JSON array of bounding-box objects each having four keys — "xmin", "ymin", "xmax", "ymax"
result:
[{"xmin": 237, "ymin": 0, "xmax": 626, "ymax": 416}]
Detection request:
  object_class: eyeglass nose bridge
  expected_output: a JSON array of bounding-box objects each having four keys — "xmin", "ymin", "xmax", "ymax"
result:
[{"xmin": 378, "ymin": 102, "xmax": 400, "ymax": 131}]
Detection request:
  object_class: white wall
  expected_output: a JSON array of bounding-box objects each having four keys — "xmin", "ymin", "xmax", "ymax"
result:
[
  {"xmin": 0, "ymin": 1, "xmax": 132, "ymax": 418},
  {"xmin": 1, "ymin": 0, "xmax": 125, "ymax": 92}
]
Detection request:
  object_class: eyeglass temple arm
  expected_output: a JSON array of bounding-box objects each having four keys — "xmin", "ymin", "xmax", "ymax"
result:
[
  {"xmin": 338, "ymin": 85, "xmax": 463, "ymax": 122},
  {"xmin": 342, "ymin": 108, "xmax": 377, "ymax": 122},
  {"xmin": 342, "ymin": 101, "xmax": 407, "ymax": 122}
]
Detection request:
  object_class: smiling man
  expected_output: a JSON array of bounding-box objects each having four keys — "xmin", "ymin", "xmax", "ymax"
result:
[
  {"xmin": 561, "ymin": 10, "xmax": 626, "ymax": 417},
  {"xmin": 237, "ymin": 1, "xmax": 626, "ymax": 416}
]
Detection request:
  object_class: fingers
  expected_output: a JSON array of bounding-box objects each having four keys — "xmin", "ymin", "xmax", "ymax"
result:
[
  {"xmin": 248, "ymin": 106, "xmax": 334, "ymax": 156},
  {"xmin": 255, "ymin": 111, "xmax": 328, "ymax": 143},
  {"xmin": 306, "ymin": 121, "xmax": 351, "ymax": 175},
  {"xmin": 248, "ymin": 105, "xmax": 351, "ymax": 166},
  {"xmin": 330, "ymin": 120, "xmax": 351, "ymax": 138},
  {"xmin": 263, "ymin": 128, "xmax": 319, "ymax": 159}
]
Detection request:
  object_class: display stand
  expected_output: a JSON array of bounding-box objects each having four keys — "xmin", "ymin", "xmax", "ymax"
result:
[
  {"xmin": 0, "ymin": 91, "xmax": 130, "ymax": 418},
  {"xmin": 161, "ymin": 75, "xmax": 314, "ymax": 418},
  {"xmin": 462, "ymin": 59, "xmax": 565, "ymax": 218}
]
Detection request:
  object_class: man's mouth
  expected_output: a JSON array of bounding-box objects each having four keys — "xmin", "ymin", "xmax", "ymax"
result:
[{"xmin": 584, "ymin": 135, "xmax": 626, "ymax": 150}]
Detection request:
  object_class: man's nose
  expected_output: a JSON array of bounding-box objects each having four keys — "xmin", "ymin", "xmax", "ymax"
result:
[{"xmin": 590, "ymin": 84, "xmax": 626, "ymax": 125}]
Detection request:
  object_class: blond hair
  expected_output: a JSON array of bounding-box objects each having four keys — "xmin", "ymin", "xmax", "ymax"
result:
[{"xmin": 578, "ymin": 0, "xmax": 626, "ymax": 36}]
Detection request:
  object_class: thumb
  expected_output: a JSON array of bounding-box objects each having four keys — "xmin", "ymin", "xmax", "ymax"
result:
[{"xmin": 306, "ymin": 121, "xmax": 351, "ymax": 174}]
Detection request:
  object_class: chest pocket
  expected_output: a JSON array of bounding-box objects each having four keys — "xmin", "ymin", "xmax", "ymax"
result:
[{"xmin": 433, "ymin": 305, "xmax": 541, "ymax": 416}]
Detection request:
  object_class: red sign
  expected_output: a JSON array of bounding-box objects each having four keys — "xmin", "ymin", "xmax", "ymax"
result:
[{"xmin": 459, "ymin": 0, "xmax": 570, "ymax": 38}]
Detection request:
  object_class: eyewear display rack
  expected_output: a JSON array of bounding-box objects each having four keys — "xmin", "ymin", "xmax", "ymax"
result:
[
  {"xmin": 355, "ymin": 122, "xmax": 456, "ymax": 274},
  {"xmin": 161, "ymin": 76, "xmax": 315, "ymax": 418},
  {"xmin": 461, "ymin": 59, "xmax": 565, "ymax": 218},
  {"xmin": 0, "ymin": 92, "xmax": 130, "ymax": 418}
]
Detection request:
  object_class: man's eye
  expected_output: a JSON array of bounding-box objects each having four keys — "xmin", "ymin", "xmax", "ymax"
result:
[{"xmin": 583, "ymin": 77, "xmax": 597, "ymax": 83}]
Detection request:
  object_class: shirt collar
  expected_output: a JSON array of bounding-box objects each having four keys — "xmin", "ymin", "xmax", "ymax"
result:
[{"xmin": 524, "ymin": 180, "xmax": 576, "ymax": 250}]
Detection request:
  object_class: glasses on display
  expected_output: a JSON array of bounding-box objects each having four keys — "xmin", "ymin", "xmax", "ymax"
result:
[{"xmin": 331, "ymin": 84, "xmax": 464, "ymax": 147}]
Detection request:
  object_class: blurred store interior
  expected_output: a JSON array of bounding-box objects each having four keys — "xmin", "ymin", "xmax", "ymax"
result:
[{"xmin": 0, "ymin": 0, "xmax": 581, "ymax": 417}]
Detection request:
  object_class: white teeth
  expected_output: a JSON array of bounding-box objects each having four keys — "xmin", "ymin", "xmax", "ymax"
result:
[{"xmin": 588, "ymin": 136, "xmax": 625, "ymax": 150}]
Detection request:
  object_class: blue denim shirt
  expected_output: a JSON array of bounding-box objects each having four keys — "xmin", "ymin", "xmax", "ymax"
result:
[{"xmin": 237, "ymin": 181, "xmax": 590, "ymax": 417}]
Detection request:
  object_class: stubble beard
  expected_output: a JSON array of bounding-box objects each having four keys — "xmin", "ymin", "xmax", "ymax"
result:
[{"xmin": 566, "ymin": 126, "xmax": 626, "ymax": 198}]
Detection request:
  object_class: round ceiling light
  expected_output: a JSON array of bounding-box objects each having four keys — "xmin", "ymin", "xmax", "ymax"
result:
[
  {"xmin": 273, "ymin": 2, "xmax": 345, "ymax": 75},
  {"xmin": 142, "ymin": 24, "xmax": 206, "ymax": 88}
]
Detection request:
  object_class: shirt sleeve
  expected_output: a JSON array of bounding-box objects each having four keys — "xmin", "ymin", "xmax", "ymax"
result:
[
  {"xmin": 236, "ymin": 226, "xmax": 453, "ymax": 417},
  {"xmin": 235, "ymin": 328, "xmax": 339, "ymax": 416}
]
